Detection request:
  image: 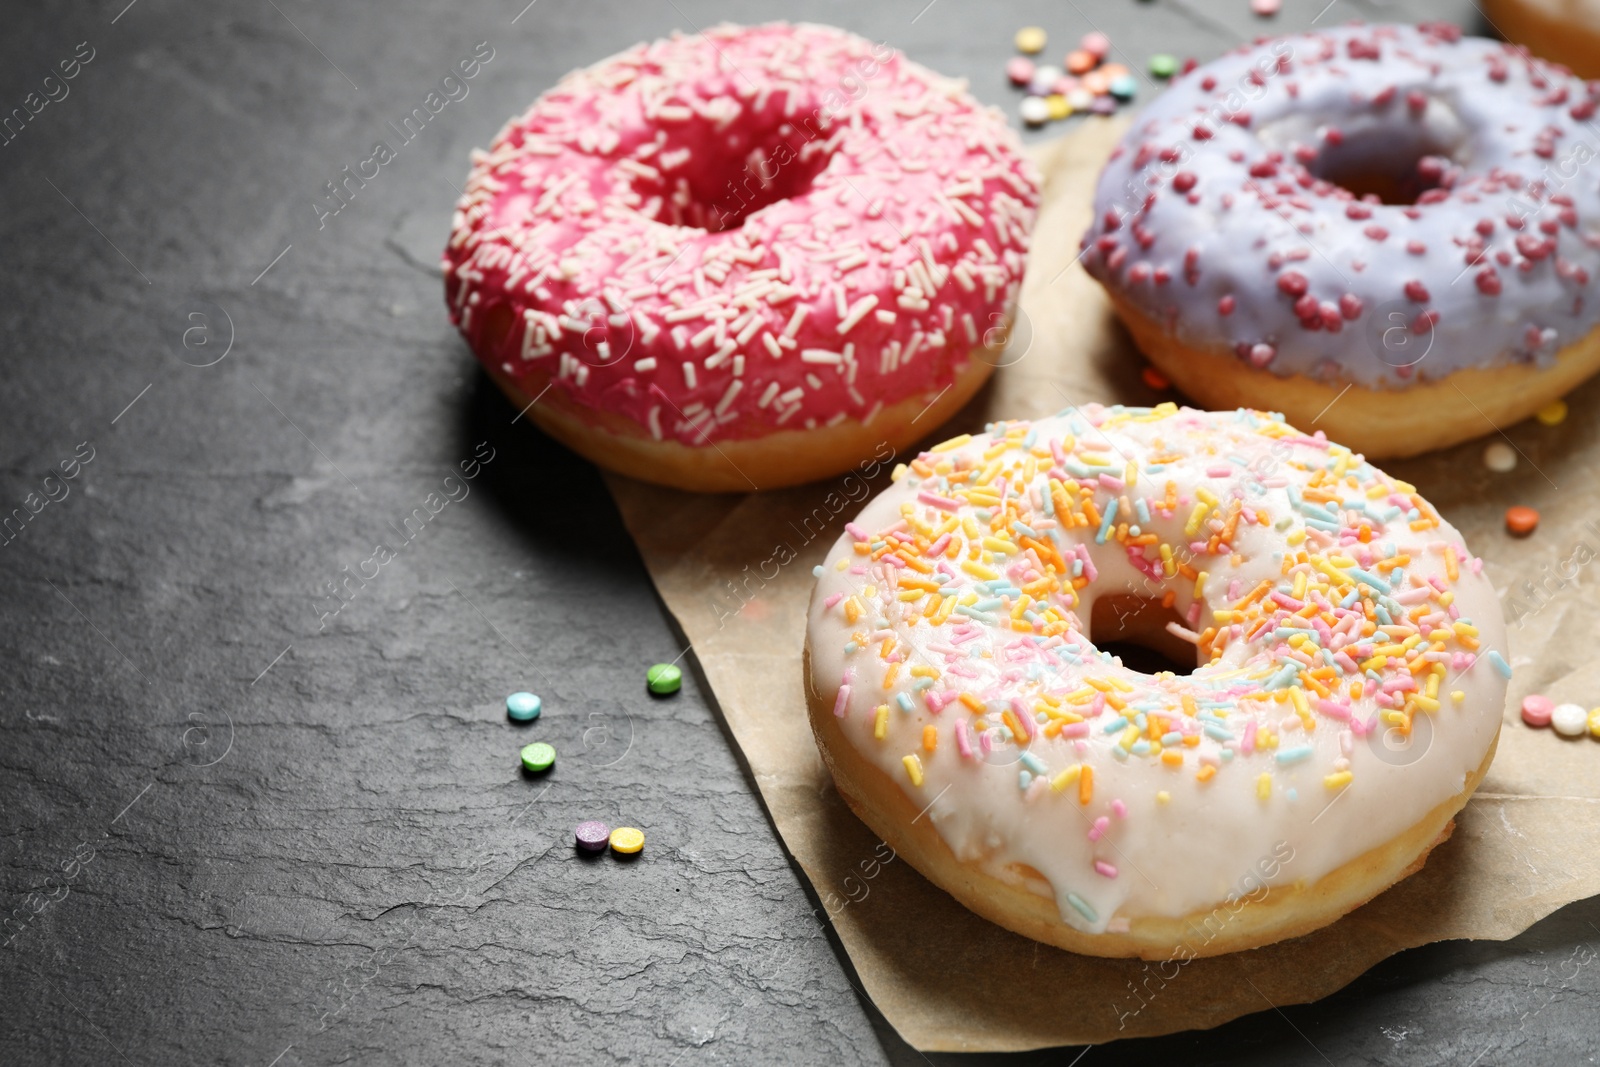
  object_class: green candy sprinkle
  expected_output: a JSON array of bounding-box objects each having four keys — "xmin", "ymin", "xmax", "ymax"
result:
[
  {"xmin": 1149, "ymin": 53, "xmax": 1178, "ymax": 78},
  {"xmin": 647, "ymin": 663, "xmax": 682, "ymax": 695},
  {"xmin": 520, "ymin": 742, "xmax": 555, "ymax": 773},
  {"xmin": 506, "ymin": 692, "xmax": 542, "ymax": 722}
]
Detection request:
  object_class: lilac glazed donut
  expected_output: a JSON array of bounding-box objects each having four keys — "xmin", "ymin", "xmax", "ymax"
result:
[{"xmin": 1082, "ymin": 23, "xmax": 1600, "ymax": 458}]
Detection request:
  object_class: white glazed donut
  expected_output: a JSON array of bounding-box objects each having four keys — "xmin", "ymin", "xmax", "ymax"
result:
[
  {"xmin": 1082, "ymin": 23, "xmax": 1600, "ymax": 459},
  {"xmin": 804, "ymin": 404, "xmax": 1507, "ymax": 958}
]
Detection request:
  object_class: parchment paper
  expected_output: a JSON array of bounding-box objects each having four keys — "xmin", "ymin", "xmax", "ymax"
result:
[{"xmin": 601, "ymin": 120, "xmax": 1600, "ymax": 1051}]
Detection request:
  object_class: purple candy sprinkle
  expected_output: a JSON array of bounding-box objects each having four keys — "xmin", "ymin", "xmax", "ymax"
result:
[{"xmin": 575, "ymin": 821, "xmax": 610, "ymax": 851}]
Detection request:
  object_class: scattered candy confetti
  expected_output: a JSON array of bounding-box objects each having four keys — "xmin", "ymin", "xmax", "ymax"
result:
[
  {"xmin": 505, "ymin": 691, "xmax": 542, "ymax": 722},
  {"xmin": 1552, "ymin": 703, "xmax": 1589, "ymax": 737},
  {"xmin": 1251, "ymin": 0, "xmax": 1282, "ymax": 15},
  {"xmin": 609, "ymin": 826, "xmax": 645, "ymax": 854},
  {"xmin": 1005, "ymin": 29, "xmax": 1137, "ymax": 127},
  {"xmin": 1141, "ymin": 366, "xmax": 1170, "ymax": 390},
  {"xmin": 647, "ymin": 662, "xmax": 683, "ymax": 695},
  {"xmin": 575, "ymin": 821, "xmax": 610, "ymax": 851},
  {"xmin": 1020, "ymin": 95, "xmax": 1051, "ymax": 125},
  {"xmin": 1522, "ymin": 694, "xmax": 1554, "ymax": 728},
  {"xmin": 520, "ymin": 741, "xmax": 556, "ymax": 773},
  {"xmin": 1014, "ymin": 26, "xmax": 1047, "ymax": 54},
  {"xmin": 1482, "ymin": 441, "xmax": 1517, "ymax": 473},
  {"xmin": 1536, "ymin": 398, "xmax": 1568, "ymax": 426},
  {"xmin": 1505, "ymin": 505, "xmax": 1540, "ymax": 537},
  {"xmin": 1149, "ymin": 53, "xmax": 1179, "ymax": 79}
]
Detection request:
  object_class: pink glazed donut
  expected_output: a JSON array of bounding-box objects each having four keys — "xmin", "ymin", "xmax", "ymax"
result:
[
  {"xmin": 444, "ymin": 23, "xmax": 1040, "ymax": 491},
  {"xmin": 1082, "ymin": 23, "xmax": 1600, "ymax": 459}
]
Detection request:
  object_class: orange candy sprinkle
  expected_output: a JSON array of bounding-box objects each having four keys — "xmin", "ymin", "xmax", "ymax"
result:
[
  {"xmin": 1505, "ymin": 505, "xmax": 1539, "ymax": 537},
  {"xmin": 1065, "ymin": 49, "xmax": 1096, "ymax": 74},
  {"xmin": 1141, "ymin": 366, "xmax": 1170, "ymax": 390}
]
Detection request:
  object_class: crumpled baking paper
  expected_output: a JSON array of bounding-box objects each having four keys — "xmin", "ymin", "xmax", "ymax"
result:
[{"xmin": 601, "ymin": 119, "xmax": 1600, "ymax": 1051}]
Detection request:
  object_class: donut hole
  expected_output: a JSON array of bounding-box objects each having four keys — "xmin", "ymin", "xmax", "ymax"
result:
[
  {"xmin": 1089, "ymin": 594, "xmax": 1201, "ymax": 676},
  {"xmin": 1300, "ymin": 124, "xmax": 1461, "ymax": 206},
  {"xmin": 626, "ymin": 115, "xmax": 834, "ymax": 232}
]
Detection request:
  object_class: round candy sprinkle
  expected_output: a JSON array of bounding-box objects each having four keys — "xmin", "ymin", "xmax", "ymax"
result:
[
  {"xmin": 1100, "ymin": 62, "xmax": 1130, "ymax": 79},
  {"xmin": 1141, "ymin": 366, "xmax": 1170, "ymax": 390},
  {"xmin": 1536, "ymin": 399, "xmax": 1568, "ymax": 426},
  {"xmin": 1019, "ymin": 96, "xmax": 1051, "ymax": 126},
  {"xmin": 1109, "ymin": 74, "xmax": 1139, "ymax": 101},
  {"xmin": 1089, "ymin": 95, "xmax": 1118, "ymax": 116},
  {"xmin": 609, "ymin": 826, "xmax": 645, "ymax": 854},
  {"xmin": 1045, "ymin": 94, "xmax": 1071, "ymax": 121},
  {"xmin": 1521, "ymin": 694, "xmax": 1554, "ymax": 728},
  {"xmin": 1251, "ymin": 0, "xmax": 1282, "ymax": 15},
  {"xmin": 1080, "ymin": 31, "xmax": 1111, "ymax": 59},
  {"xmin": 575, "ymin": 820, "xmax": 610, "ymax": 852},
  {"xmin": 1149, "ymin": 53, "xmax": 1179, "ymax": 79},
  {"xmin": 506, "ymin": 691, "xmax": 542, "ymax": 722},
  {"xmin": 1505, "ymin": 505, "xmax": 1540, "ymax": 537},
  {"xmin": 1065, "ymin": 49, "xmax": 1097, "ymax": 75},
  {"xmin": 519, "ymin": 741, "xmax": 556, "ymax": 773},
  {"xmin": 1082, "ymin": 70, "xmax": 1111, "ymax": 96},
  {"xmin": 1006, "ymin": 56, "xmax": 1035, "ymax": 86},
  {"xmin": 1589, "ymin": 708, "xmax": 1600, "ymax": 738},
  {"xmin": 1014, "ymin": 27, "xmax": 1047, "ymax": 55},
  {"xmin": 1067, "ymin": 87, "xmax": 1094, "ymax": 111},
  {"xmin": 1552, "ymin": 703, "xmax": 1589, "ymax": 737},
  {"xmin": 647, "ymin": 662, "xmax": 682, "ymax": 695},
  {"xmin": 1028, "ymin": 65, "xmax": 1063, "ymax": 96},
  {"xmin": 1482, "ymin": 441, "xmax": 1517, "ymax": 473},
  {"xmin": 1051, "ymin": 75, "xmax": 1080, "ymax": 96}
]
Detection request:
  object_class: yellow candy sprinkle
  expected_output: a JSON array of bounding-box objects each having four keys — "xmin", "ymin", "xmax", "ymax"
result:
[
  {"xmin": 1156, "ymin": 790, "xmax": 1171, "ymax": 805},
  {"xmin": 903, "ymin": 754, "xmax": 924, "ymax": 787},
  {"xmin": 1014, "ymin": 26, "xmax": 1047, "ymax": 54},
  {"xmin": 609, "ymin": 827, "xmax": 645, "ymax": 854},
  {"xmin": 1451, "ymin": 690, "xmax": 1466, "ymax": 703},
  {"xmin": 1535, "ymin": 399, "xmax": 1568, "ymax": 426},
  {"xmin": 874, "ymin": 704, "xmax": 889, "ymax": 740},
  {"xmin": 1257, "ymin": 772, "xmax": 1272, "ymax": 800},
  {"xmin": 1589, "ymin": 708, "xmax": 1600, "ymax": 738},
  {"xmin": 1324, "ymin": 771, "xmax": 1353, "ymax": 791}
]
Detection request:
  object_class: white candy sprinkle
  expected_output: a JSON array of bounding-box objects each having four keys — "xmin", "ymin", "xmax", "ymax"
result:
[
  {"xmin": 1019, "ymin": 97, "xmax": 1051, "ymax": 126},
  {"xmin": 1483, "ymin": 441, "xmax": 1517, "ymax": 472},
  {"xmin": 1551, "ymin": 703, "xmax": 1589, "ymax": 737}
]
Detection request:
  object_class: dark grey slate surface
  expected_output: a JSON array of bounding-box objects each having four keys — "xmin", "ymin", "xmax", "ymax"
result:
[{"xmin": 2, "ymin": 1, "xmax": 1596, "ymax": 1063}]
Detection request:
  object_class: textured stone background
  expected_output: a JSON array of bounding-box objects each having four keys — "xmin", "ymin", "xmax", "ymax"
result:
[{"xmin": 2, "ymin": 1, "xmax": 1597, "ymax": 1064}]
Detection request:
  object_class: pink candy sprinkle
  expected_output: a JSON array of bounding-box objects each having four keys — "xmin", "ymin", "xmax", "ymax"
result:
[
  {"xmin": 1006, "ymin": 57, "xmax": 1035, "ymax": 86},
  {"xmin": 1251, "ymin": 0, "xmax": 1281, "ymax": 15},
  {"xmin": 1095, "ymin": 860, "xmax": 1119, "ymax": 878},
  {"xmin": 1522, "ymin": 694, "xmax": 1554, "ymax": 728},
  {"xmin": 1080, "ymin": 31, "xmax": 1111, "ymax": 59}
]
